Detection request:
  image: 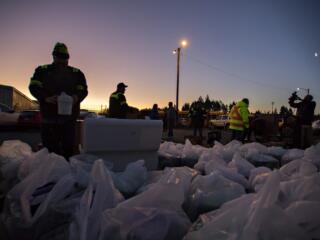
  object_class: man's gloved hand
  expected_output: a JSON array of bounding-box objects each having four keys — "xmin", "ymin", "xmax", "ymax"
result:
[{"xmin": 45, "ymin": 95, "xmax": 57, "ymax": 104}]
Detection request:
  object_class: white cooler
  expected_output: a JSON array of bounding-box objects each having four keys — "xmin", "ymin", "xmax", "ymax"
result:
[{"xmin": 83, "ymin": 118, "xmax": 163, "ymax": 171}]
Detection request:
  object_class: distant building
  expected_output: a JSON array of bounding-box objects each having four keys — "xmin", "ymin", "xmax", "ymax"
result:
[{"xmin": 0, "ymin": 84, "xmax": 38, "ymax": 111}]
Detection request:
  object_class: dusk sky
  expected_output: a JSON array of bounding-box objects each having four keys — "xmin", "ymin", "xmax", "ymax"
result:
[{"xmin": 1, "ymin": 0, "xmax": 319, "ymax": 113}]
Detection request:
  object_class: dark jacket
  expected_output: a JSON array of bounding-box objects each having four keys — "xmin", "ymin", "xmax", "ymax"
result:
[
  {"xmin": 189, "ymin": 106, "xmax": 206, "ymax": 127},
  {"xmin": 149, "ymin": 108, "xmax": 160, "ymax": 120},
  {"xmin": 29, "ymin": 63, "xmax": 88, "ymax": 121},
  {"xmin": 289, "ymin": 99, "xmax": 316, "ymax": 125},
  {"xmin": 109, "ymin": 91, "xmax": 128, "ymax": 118},
  {"xmin": 166, "ymin": 107, "xmax": 176, "ymax": 125}
]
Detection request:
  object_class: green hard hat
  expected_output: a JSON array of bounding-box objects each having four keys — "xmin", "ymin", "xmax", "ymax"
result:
[{"xmin": 52, "ymin": 42, "xmax": 70, "ymax": 59}]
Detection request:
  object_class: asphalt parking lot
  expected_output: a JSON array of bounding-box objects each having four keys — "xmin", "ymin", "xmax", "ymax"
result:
[{"xmin": 0, "ymin": 127, "xmax": 229, "ymax": 151}]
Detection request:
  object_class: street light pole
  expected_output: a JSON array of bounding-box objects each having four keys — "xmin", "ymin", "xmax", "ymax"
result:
[
  {"xmin": 176, "ymin": 47, "xmax": 181, "ymax": 113},
  {"xmin": 173, "ymin": 39, "xmax": 187, "ymax": 114}
]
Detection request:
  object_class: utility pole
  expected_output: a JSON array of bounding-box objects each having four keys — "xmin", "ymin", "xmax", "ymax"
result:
[
  {"xmin": 176, "ymin": 47, "xmax": 181, "ymax": 113},
  {"xmin": 173, "ymin": 39, "xmax": 187, "ymax": 115}
]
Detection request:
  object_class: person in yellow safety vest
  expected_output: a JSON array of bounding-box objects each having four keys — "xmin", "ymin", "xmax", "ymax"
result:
[{"xmin": 229, "ymin": 98, "xmax": 250, "ymax": 142}]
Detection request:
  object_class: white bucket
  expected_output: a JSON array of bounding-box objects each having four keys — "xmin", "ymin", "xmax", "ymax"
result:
[{"xmin": 58, "ymin": 92, "xmax": 73, "ymax": 115}]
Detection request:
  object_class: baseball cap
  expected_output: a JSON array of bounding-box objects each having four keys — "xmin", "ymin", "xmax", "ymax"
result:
[{"xmin": 117, "ymin": 82, "xmax": 128, "ymax": 88}]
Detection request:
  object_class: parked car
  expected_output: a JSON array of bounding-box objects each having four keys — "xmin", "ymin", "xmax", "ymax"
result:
[
  {"xmin": 0, "ymin": 103, "xmax": 20, "ymax": 127},
  {"xmin": 78, "ymin": 110, "xmax": 98, "ymax": 120},
  {"xmin": 208, "ymin": 115, "xmax": 230, "ymax": 129},
  {"xmin": 312, "ymin": 120, "xmax": 320, "ymax": 130},
  {"xmin": 179, "ymin": 117, "xmax": 190, "ymax": 127},
  {"xmin": 18, "ymin": 110, "xmax": 42, "ymax": 128}
]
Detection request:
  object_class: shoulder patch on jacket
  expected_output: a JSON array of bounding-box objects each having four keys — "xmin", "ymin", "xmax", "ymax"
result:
[
  {"xmin": 71, "ymin": 67, "xmax": 80, "ymax": 73},
  {"xmin": 40, "ymin": 64, "xmax": 50, "ymax": 69}
]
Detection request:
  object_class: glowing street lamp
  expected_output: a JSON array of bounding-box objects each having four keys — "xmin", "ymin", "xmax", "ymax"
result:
[
  {"xmin": 173, "ymin": 39, "xmax": 188, "ymax": 112},
  {"xmin": 181, "ymin": 40, "xmax": 188, "ymax": 48}
]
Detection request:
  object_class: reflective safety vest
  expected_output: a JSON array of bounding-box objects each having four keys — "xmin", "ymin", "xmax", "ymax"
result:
[
  {"xmin": 28, "ymin": 63, "xmax": 88, "ymax": 119},
  {"xmin": 229, "ymin": 103, "xmax": 249, "ymax": 131},
  {"xmin": 110, "ymin": 92, "xmax": 127, "ymax": 106},
  {"xmin": 109, "ymin": 91, "xmax": 128, "ymax": 118}
]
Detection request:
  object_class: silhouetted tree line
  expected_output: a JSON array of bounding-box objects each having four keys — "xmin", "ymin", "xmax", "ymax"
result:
[
  {"xmin": 279, "ymin": 105, "xmax": 293, "ymax": 117},
  {"xmin": 181, "ymin": 95, "xmax": 230, "ymax": 113},
  {"xmin": 181, "ymin": 97, "xmax": 296, "ymax": 118}
]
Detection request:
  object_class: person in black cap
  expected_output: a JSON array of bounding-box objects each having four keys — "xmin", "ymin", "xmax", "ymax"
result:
[
  {"xmin": 289, "ymin": 93, "xmax": 316, "ymax": 148},
  {"xmin": 109, "ymin": 82, "xmax": 137, "ymax": 118},
  {"xmin": 29, "ymin": 42, "xmax": 88, "ymax": 160}
]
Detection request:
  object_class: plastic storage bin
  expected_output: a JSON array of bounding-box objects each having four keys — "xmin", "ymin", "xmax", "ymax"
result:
[{"xmin": 82, "ymin": 118, "xmax": 163, "ymax": 171}]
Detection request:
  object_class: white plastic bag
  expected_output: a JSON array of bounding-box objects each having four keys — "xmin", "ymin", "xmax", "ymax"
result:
[
  {"xmin": 249, "ymin": 167, "xmax": 271, "ymax": 190},
  {"xmin": 160, "ymin": 167, "xmax": 198, "ymax": 196},
  {"xmin": 267, "ymin": 146, "xmax": 287, "ymax": 158},
  {"xmin": 69, "ymin": 159, "xmax": 124, "ymax": 240},
  {"xmin": 0, "ymin": 140, "xmax": 32, "ymax": 165},
  {"xmin": 202, "ymin": 153, "xmax": 227, "ymax": 175},
  {"xmin": 0, "ymin": 140, "xmax": 32, "ymax": 193},
  {"xmin": 239, "ymin": 142, "xmax": 268, "ymax": 157},
  {"xmin": 228, "ymin": 152, "xmax": 255, "ymax": 177},
  {"xmin": 194, "ymin": 150, "xmax": 225, "ymax": 173},
  {"xmin": 119, "ymin": 167, "xmax": 196, "ymax": 212},
  {"xmin": 207, "ymin": 166, "xmax": 249, "ymax": 189},
  {"xmin": 70, "ymin": 154, "xmax": 112, "ymax": 172},
  {"xmin": 285, "ymin": 200, "xmax": 320, "ymax": 239},
  {"xmin": 98, "ymin": 167, "xmax": 193, "ymax": 240},
  {"xmin": 279, "ymin": 159, "xmax": 317, "ymax": 181},
  {"xmin": 6, "ymin": 152, "xmax": 71, "ymax": 224},
  {"xmin": 158, "ymin": 141, "xmax": 183, "ymax": 158},
  {"xmin": 303, "ymin": 142, "xmax": 320, "ymax": 168},
  {"xmin": 241, "ymin": 204, "xmax": 309, "ymax": 239},
  {"xmin": 30, "ymin": 174, "xmax": 77, "ymax": 223},
  {"xmin": 247, "ymin": 152, "xmax": 278, "ymax": 164},
  {"xmin": 182, "ymin": 139, "xmax": 207, "ymax": 160},
  {"xmin": 185, "ymin": 171, "xmax": 309, "ymax": 240},
  {"xmin": 32, "ymin": 185, "xmax": 84, "ymax": 240},
  {"xmin": 279, "ymin": 174, "xmax": 320, "ymax": 208},
  {"xmin": 99, "ymin": 206, "xmax": 191, "ymax": 240},
  {"xmin": 184, "ymin": 194, "xmax": 255, "ymax": 240},
  {"xmin": 18, "ymin": 148, "xmax": 49, "ymax": 180},
  {"xmin": 111, "ymin": 160, "xmax": 148, "ymax": 196},
  {"xmin": 136, "ymin": 170, "xmax": 164, "ymax": 194},
  {"xmin": 282, "ymin": 148, "xmax": 304, "ymax": 164},
  {"xmin": 249, "ymin": 167, "xmax": 271, "ymax": 184},
  {"xmin": 186, "ymin": 173, "xmax": 245, "ymax": 219},
  {"xmin": 4, "ymin": 173, "xmax": 78, "ymax": 240},
  {"xmin": 251, "ymin": 171, "xmax": 272, "ymax": 192},
  {"xmin": 211, "ymin": 140, "xmax": 239, "ymax": 162}
]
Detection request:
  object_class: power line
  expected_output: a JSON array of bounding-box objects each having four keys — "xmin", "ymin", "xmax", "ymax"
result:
[{"xmin": 183, "ymin": 52, "xmax": 294, "ymax": 94}]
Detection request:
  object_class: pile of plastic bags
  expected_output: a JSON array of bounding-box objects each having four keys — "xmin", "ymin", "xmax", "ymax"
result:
[
  {"xmin": 0, "ymin": 139, "xmax": 320, "ymax": 240},
  {"xmin": 159, "ymin": 140, "xmax": 320, "ymax": 239}
]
